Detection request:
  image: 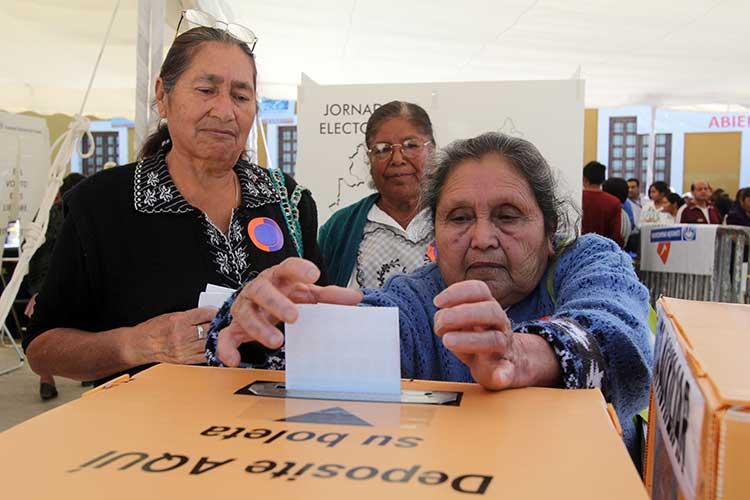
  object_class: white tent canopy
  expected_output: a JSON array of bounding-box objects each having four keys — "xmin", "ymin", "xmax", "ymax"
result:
[{"xmin": 2, "ymin": 0, "xmax": 750, "ymax": 118}]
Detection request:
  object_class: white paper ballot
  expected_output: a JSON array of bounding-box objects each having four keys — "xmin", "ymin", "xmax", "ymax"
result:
[
  {"xmin": 198, "ymin": 291, "xmax": 233, "ymax": 309},
  {"xmin": 198, "ymin": 283, "xmax": 236, "ymax": 308},
  {"xmin": 205, "ymin": 284, "xmax": 236, "ymax": 294},
  {"xmin": 285, "ymin": 304, "xmax": 401, "ymax": 395}
]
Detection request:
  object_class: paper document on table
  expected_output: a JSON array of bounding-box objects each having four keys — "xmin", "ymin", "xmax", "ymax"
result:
[
  {"xmin": 285, "ymin": 304, "xmax": 400, "ymax": 395},
  {"xmin": 198, "ymin": 283, "xmax": 236, "ymax": 308}
]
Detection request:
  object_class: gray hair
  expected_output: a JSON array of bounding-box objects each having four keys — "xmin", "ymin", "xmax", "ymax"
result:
[
  {"xmin": 421, "ymin": 132, "xmax": 576, "ymax": 240},
  {"xmin": 365, "ymin": 101, "xmax": 435, "ymax": 148}
]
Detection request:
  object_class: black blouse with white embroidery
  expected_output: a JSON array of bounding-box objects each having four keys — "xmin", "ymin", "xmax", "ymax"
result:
[{"xmin": 25, "ymin": 147, "xmax": 324, "ymax": 380}]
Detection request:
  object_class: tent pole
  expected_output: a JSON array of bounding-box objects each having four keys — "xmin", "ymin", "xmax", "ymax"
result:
[
  {"xmin": 646, "ymin": 105, "xmax": 657, "ymax": 191},
  {"xmin": 149, "ymin": 0, "xmax": 165, "ymax": 135},
  {"xmin": 135, "ymin": 0, "xmax": 165, "ymax": 154},
  {"xmin": 135, "ymin": 0, "xmax": 150, "ymax": 152}
]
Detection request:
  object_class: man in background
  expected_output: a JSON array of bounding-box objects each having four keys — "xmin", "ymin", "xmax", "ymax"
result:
[
  {"xmin": 626, "ymin": 178, "xmax": 644, "ymax": 223},
  {"xmin": 624, "ymin": 178, "xmax": 645, "ymax": 254},
  {"xmin": 602, "ymin": 177, "xmax": 634, "ymax": 248},
  {"xmin": 678, "ymin": 181, "xmax": 720, "ymax": 224},
  {"xmin": 582, "ymin": 161, "xmax": 623, "ymax": 246}
]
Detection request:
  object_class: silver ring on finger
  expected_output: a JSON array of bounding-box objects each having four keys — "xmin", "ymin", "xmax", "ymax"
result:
[{"xmin": 196, "ymin": 324, "xmax": 205, "ymax": 340}]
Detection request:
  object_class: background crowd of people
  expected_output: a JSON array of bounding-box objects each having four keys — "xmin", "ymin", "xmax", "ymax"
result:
[{"xmin": 581, "ymin": 160, "xmax": 750, "ymax": 256}]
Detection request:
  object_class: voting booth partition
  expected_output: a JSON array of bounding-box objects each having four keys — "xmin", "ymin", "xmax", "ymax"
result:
[
  {"xmin": 0, "ymin": 364, "xmax": 648, "ymax": 499},
  {"xmin": 295, "ymin": 77, "xmax": 584, "ymax": 225}
]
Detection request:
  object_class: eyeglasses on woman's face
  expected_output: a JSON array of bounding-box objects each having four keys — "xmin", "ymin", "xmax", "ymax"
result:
[{"xmin": 368, "ymin": 139, "xmax": 433, "ymax": 162}]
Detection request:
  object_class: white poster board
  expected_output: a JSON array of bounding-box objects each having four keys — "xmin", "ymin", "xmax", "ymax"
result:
[
  {"xmin": 0, "ymin": 112, "xmax": 50, "ymax": 245},
  {"xmin": 640, "ymin": 224, "xmax": 717, "ymax": 275},
  {"xmin": 296, "ymin": 76, "xmax": 584, "ymax": 223}
]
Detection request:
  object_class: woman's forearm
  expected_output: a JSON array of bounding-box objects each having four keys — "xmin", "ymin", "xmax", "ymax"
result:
[
  {"xmin": 26, "ymin": 326, "xmax": 144, "ymax": 381},
  {"xmin": 516, "ymin": 333, "xmax": 563, "ymax": 388}
]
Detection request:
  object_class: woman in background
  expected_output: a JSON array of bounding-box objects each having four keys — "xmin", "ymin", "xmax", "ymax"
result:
[
  {"xmin": 663, "ymin": 192, "xmax": 685, "ymax": 223},
  {"xmin": 319, "ymin": 101, "xmax": 436, "ymax": 289},
  {"xmin": 639, "ymin": 181, "xmax": 672, "ymax": 225},
  {"xmin": 726, "ymin": 187, "xmax": 750, "ymax": 226}
]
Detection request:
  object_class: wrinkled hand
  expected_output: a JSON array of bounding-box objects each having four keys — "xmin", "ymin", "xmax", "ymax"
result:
[
  {"xmin": 433, "ymin": 280, "xmax": 560, "ymax": 391},
  {"xmin": 136, "ymin": 306, "xmax": 217, "ymax": 365},
  {"xmin": 217, "ymin": 258, "xmax": 363, "ymax": 367}
]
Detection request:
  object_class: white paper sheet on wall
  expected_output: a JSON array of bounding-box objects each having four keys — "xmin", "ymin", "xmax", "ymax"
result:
[
  {"xmin": 285, "ymin": 304, "xmax": 401, "ymax": 395},
  {"xmin": 0, "ymin": 112, "xmax": 50, "ymax": 240}
]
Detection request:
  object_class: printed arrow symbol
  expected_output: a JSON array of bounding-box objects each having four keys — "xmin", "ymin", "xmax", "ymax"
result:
[
  {"xmin": 277, "ymin": 406, "xmax": 372, "ymax": 426},
  {"xmin": 657, "ymin": 242, "xmax": 671, "ymax": 264}
]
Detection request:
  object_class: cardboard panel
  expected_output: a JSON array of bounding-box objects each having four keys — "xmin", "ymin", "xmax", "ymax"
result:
[
  {"xmin": 662, "ymin": 298, "xmax": 750, "ymax": 404},
  {"xmin": 0, "ymin": 364, "xmax": 646, "ymax": 499},
  {"xmin": 718, "ymin": 409, "xmax": 750, "ymax": 500}
]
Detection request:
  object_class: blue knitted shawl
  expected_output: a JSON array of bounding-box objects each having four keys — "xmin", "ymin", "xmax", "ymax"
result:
[{"xmin": 206, "ymin": 234, "xmax": 653, "ymax": 462}]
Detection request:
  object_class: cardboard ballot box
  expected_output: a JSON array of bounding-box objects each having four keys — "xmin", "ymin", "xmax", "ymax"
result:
[
  {"xmin": 646, "ymin": 297, "xmax": 750, "ymax": 500},
  {"xmin": 0, "ymin": 364, "xmax": 647, "ymax": 499}
]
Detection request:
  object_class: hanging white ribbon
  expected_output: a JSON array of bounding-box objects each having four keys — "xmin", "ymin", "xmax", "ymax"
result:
[{"xmin": 0, "ymin": 1, "xmax": 120, "ymax": 335}]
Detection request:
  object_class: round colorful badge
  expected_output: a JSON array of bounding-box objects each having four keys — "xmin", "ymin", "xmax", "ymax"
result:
[
  {"xmin": 426, "ymin": 240, "xmax": 438, "ymax": 262},
  {"xmin": 248, "ymin": 217, "xmax": 284, "ymax": 252}
]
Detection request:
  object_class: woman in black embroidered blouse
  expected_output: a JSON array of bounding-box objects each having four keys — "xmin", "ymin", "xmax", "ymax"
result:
[{"xmin": 24, "ymin": 24, "xmax": 323, "ymax": 385}]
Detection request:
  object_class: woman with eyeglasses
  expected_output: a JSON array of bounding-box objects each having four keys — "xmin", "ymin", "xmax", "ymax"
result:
[
  {"xmin": 319, "ymin": 101, "xmax": 436, "ymax": 288},
  {"xmin": 24, "ymin": 19, "xmax": 324, "ymax": 384}
]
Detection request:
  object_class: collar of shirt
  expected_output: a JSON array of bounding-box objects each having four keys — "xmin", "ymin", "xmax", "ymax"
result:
[
  {"xmin": 367, "ymin": 204, "xmax": 433, "ymax": 243},
  {"xmin": 628, "ymin": 197, "xmax": 643, "ymax": 208},
  {"xmin": 683, "ymin": 204, "xmax": 711, "ymax": 222},
  {"xmin": 133, "ymin": 146, "xmax": 281, "ymax": 214}
]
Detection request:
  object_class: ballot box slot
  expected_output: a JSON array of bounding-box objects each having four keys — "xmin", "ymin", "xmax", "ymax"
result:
[{"xmin": 235, "ymin": 381, "xmax": 462, "ymax": 406}]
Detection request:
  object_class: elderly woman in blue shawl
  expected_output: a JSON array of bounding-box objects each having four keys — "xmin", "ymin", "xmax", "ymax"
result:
[{"xmin": 205, "ymin": 132, "xmax": 653, "ymax": 463}]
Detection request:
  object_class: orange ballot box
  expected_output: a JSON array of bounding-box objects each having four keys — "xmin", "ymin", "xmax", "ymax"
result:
[
  {"xmin": 646, "ymin": 298, "xmax": 750, "ymax": 500},
  {"xmin": 0, "ymin": 364, "xmax": 647, "ymax": 499}
]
